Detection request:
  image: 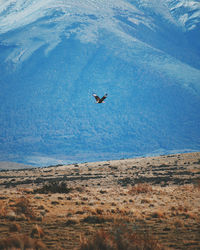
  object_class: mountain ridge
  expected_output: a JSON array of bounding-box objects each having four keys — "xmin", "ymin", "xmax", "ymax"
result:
[{"xmin": 0, "ymin": 0, "xmax": 200, "ymax": 166}]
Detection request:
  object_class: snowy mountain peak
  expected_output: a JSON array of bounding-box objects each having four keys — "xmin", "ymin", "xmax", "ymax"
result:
[{"xmin": 0, "ymin": 0, "xmax": 199, "ymax": 166}]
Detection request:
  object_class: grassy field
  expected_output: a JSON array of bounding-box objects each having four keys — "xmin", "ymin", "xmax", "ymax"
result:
[{"xmin": 0, "ymin": 152, "xmax": 200, "ymax": 249}]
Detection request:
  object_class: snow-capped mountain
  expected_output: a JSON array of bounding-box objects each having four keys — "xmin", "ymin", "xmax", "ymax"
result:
[{"xmin": 0, "ymin": 0, "xmax": 200, "ymax": 166}]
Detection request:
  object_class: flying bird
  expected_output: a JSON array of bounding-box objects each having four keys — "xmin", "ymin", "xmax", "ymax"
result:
[{"xmin": 92, "ymin": 93, "xmax": 108, "ymax": 103}]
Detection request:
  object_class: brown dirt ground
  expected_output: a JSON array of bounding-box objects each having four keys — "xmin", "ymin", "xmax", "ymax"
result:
[{"xmin": 0, "ymin": 152, "xmax": 200, "ymax": 249}]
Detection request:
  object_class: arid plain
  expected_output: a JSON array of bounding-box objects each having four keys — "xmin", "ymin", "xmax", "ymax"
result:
[{"xmin": 0, "ymin": 152, "xmax": 200, "ymax": 249}]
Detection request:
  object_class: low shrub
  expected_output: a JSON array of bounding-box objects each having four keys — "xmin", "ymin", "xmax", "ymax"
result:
[
  {"xmin": 151, "ymin": 210, "xmax": 165, "ymax": 219},
  {"xmin": 0, "ymin": 202, "xmax": 6, "ymax": 217},
  {"xmin": 128, "ymin": 183, "xmax": 152, "ymax": 194},
  {"xmin": 33, "ymin": 181, "xmax": 72, "ymax": 194},
  {"xmin": 65, "ymin": 219, "xmax": 77, "ymax": 226},
  {"xmin": 0, "ymin": 235, "xmax": 46, "ymax": 249},
  {"xmin": 194, "ymin": 178, "xmax": 200, "ymax": 189},
  {"xmin": 9, "ymin": 222, "xmax": 21, "ymax": 232},
  {"xmin": 81, "ymin": 215, "xmax": 113, "ymax": 224},
  {"xmin": 15, "ymin": 196, "xmax": 36, "ymax": 219},
  {"xmin": 80, "ymin": 223, "xmax": 163, "ymax": 250},
  {"xmin": 31, "ymin": 224, "xmax": 45, "ymax": 238}
]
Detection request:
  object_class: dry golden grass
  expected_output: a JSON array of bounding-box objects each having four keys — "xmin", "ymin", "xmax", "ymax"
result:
[
  {"xmin": 193, "ymin": 178, "xmax": 200, "ymax": 189},
  {"xmin": 141, "ymin": 198, "xmax": 151, "ymax": 204},
  {"xmin": 65, "ymin": 219, "xmax": 78, "ymax": 226},
  {"xmin": 14, "ymin": 196, "xmax": 36, "ymax": 220},
  {"xmin": 33, "ymin": 181, "xmax": 72, "ymax": 194},
  {"xmin": 151, "ymin": 210, "xmax": 165, "ymax": 219},
  {"xmin": 128, "ymin": 183, "xmax": 153, "ymax": 194},
  {"xmin": 0, "ymin": 152, "xmax": 199, "ymax": 249},
  {"xmin": 31, "ymin": 224, "xmax": 45, "ymax": 238},
  {"xmin": 0, "ymin": 234, "xmax": 46, "ymax": 249},
  {"xmin": 184, "ymin": 211, "xmax": 197, "ymax": 219},
  {"xmin": 81, "ymin": 215, "xmax": 114, "ymax": 224},
  {"xmin": 174, "ymin": 219, "xmax": 184, "ymax": 228},
  {"xmin": 95, "ymin": 208, "xmax": 104, "ymax": 215},
  {"xmin": 177, "ymin": 205, "xmax": 188, "ymax": 213},
  {"xmin": 0, "ymin": 201, "xmax": 6, "ymax": 217},
  {"xmin": 9, "ymin": 222, "xmax": 21, "ymax": 232},
  {"xmin": 80, "ymin": 223, "xmax": 163, "ymax": 250}
]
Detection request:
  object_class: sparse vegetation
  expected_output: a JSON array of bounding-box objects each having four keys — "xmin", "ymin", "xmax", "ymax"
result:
[
  {"xmin": 15, "ymin": 196, "xmax": 36, "ymax": 219},
  {"xmin": 194, "ymin": 178, "xmax": 200, "ymax": 189},
  {"xmin": 0, "ymin": 152, "xmax": 199, "ymax": 249},
  {"xmin": 65, "ymin": 219, "xmax": 78, "ymax": 226},
  {"xmin": 128, "ymin": 183, "xmax": 153, "ymax": 194},
  {"xmin": 193, "ymin": 159, "xmax": 200, "ymax": 164},
  {"xmin": 0, "ymin": 235, "xmax": 46, "ymax": 249},
  {"xmin": 174, "ymin": 219, "xmax": 184, "ymax": 228},
  {"xmin": 151, "ymin": 210, "xmax": 165, "ymax": 219},
  {"xmin": 31, "ymin": 224, "xmax": 45, "ymax": 238},
  {"xmin": 81, "ymin": 215, "xmax": 114, "ymax": 224},
  {"xmin": 9, "ymin": 222, "xmax": 21, "ymax": 232},
  {"xmin": 80, "ymin": 224, "xmax": 163, "ymax": 250},
  {"xmin": 33, "ymin": 181, "xmax": 72, "ymax": 194},
  {"xmin": 0, "ymin": 201, "xmax": 6, "ymax": 217}
]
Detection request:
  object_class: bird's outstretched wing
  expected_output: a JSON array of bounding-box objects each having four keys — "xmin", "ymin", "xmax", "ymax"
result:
[
  {"xmin": 92, "ymin": 94, "xmax": 100, "ymax": 102},
  {"xmin": 100, "ymin": 93, "xmax": 108, "ymax": 102}
]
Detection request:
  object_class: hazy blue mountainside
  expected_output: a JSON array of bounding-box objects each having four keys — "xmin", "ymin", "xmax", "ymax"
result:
[{"xmin": 0, "ymin": 0, "xmax": 200, "ymax": 166}]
